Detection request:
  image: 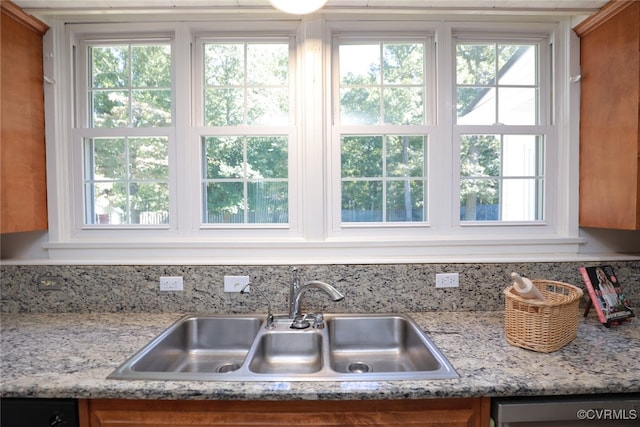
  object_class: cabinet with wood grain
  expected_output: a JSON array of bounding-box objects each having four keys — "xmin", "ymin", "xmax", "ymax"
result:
[
  {"xmin": 83, "ymin": 398, "xmax": 490, "ymax": 427},
  {"xmin": 575, "ymin": 0, "xmax": 640, "ymax": 230},
  {"xmin": 0, "ymin": 1, "xmax": 49, "ymax": 234}
]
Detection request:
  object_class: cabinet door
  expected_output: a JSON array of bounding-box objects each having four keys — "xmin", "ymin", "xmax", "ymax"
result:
[
  {"xmin": 576, "ymin": 0, "xmax": 640, "ymax": 230},
  {"xmin": 0, "ymin": 1, "xmax": 49, "ymax": 233},
  {"xmin": 86, "ymin": 398, "xmax": 489, "ymax": 427}
]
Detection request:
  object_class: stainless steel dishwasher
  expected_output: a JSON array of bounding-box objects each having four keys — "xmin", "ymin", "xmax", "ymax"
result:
[{"xmin": 491, "ymin": 394, "xmax": 639, "ymax": 426}]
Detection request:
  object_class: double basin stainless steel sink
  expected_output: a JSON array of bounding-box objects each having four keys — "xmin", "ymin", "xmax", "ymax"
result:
[{"xmin": 108, "ymin": 313, "xmax": 458, "ymax": 382}]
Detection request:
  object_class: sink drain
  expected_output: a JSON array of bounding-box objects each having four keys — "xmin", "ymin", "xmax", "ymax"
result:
[
  {"xmin": 347, "ymin": 362, "xmax": 371, "ymax": 373},
  {"xmin": 215, "ymin": 362, "xmax": 240, "ymax": 373}
]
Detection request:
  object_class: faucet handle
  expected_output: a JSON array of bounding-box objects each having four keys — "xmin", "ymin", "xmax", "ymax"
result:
[
  {"xmin": 290, "ymin": 314, "xmax": 310, "ymax": 329},
  {"xmin": 305, "ymin": 313, "xmax": 325, "ymax": 329},
  {"xmin": 289, "ymin": 313, "xmax": 325, "ymax": 330},
  {"xmin": 313, "ymin": 313, "xmax": 325, "ymax": 329}
]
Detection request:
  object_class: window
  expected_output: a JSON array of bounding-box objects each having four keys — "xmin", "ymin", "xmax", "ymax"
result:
[
  {"xmin": 80, "ymin": 41, "xmax": 172, "ymax": 226},
  {"xmin": 336, "ymin": 40, "xmax": 429, "ymax": 224},
  {"xmin": 202, "ymin": 135, "xmax": 289, "ymax": 224},
  {"xmin": 199, "ymin": 41, "xmax": 291, "ymax": 225},
  {"xmin": 455, "ymin": 41, "xmax": 546, "ymax": 223},
  {"xmin": 340, "ymin": 134, "xmax": 427, "ymax": 223},
  {"xmin": 84, "ymin": 135, "xmax": 170, "ymax": 225},
  {"xmin": 459, "ymin": 133, "xmax": 544, "ymax": 221},
  {"xmin": 202, "ymin": 42, "xmax": 290, "ymax": 127},
  {"xmin": 48, "ymin": 17, "xmax": 580, "ymax": 262}
]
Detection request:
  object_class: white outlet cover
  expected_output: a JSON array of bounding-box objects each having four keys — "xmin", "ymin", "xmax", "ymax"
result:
[
  {"xmin": 435, "ymin": 273, "xmax": 459, "ymax": 288},
  {"xmin": 224, "ymin": 275, "xmax": 250, "ymax": 292},
  {"xmin": 159, "ymin": 276, "xmax": 184, "ymax": 291}
]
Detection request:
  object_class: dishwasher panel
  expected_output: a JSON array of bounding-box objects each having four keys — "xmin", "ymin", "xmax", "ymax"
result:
[
  {"xmin": 0, "ymin": 398, "xmax": 79, "ymax": 427},
  {"xmin": 491, "ymin": 394, "xmax": 639, "ymax": 427}
]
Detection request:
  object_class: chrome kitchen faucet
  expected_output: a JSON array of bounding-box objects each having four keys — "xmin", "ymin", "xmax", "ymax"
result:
[{"xmin": 288, "ymin": 268, "xmax": 345, "ymax": 329}]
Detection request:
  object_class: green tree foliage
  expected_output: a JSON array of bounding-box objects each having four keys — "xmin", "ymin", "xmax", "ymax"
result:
[
  {"xmin": 87, "ymin": 43, "xmax": 171, "ymax": 224},
  {"xmin": 202, "ymin": 136, "xmax": 288, "ymax": 223},
  {"xmin": 88, "ymin": 136, "xmax": 169, "ymax": 224},
  {"xmin": 339, "ymin": 42, "xmax": 425, "ymax": 222},
  {"xmin": 204, "ymin": 43, "xmax": 288, "ymax": 127},
  {"xmin": 202, "ymin": 42, "xmax": 289, "ymax": 223}
]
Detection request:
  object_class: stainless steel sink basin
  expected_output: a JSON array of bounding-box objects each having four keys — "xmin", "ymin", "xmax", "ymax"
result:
[
  {"xmin": 112, "ymin": 315, "xmax": 263, "ymax": 379},
  {"xmin": 249, "ymin": 331, "xmax": 323, "ymax": 374},
  {"xmin": 108, "ymin": 313, "xmax": 458, "ymax": 381},
  {"xmin": 328, "ymin": 315, "xmax": 442, "ymax": 374}
]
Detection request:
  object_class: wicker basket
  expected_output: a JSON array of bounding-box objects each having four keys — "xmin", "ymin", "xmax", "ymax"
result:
[{"xmin": 504, "ymin": 280, "xmax": 583, "ymax": 353}]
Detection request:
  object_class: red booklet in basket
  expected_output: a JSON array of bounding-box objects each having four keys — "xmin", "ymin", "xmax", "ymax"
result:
[{"xmin": 579, "ymin": 265, "xmax": 634, "ymax": 326}]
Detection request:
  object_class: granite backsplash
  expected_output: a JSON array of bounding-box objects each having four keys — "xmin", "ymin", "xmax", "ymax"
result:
[{"xmin": 1, "ymin": 261, "xmax": 638, "ymax": 314}]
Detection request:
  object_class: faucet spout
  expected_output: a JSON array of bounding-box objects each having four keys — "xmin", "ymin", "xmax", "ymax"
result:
[
  {"xmin": 300, "ymin": 280, "xmax": 345, "ymax": 302},
  {"xmin": 290, "ymin": 280, "xmax": 344, "ymax": 326}
]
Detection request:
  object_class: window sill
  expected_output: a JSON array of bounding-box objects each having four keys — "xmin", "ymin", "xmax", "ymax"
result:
[{"xmin": 21, "ymin": 235, "xmax": 616, "ymax": 265}]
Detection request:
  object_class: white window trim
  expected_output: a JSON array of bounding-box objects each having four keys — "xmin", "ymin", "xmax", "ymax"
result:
[
  {"xmin": 323, "ymin": 20, "xmax": 577, "ymax": 239},
  {"xmin": 328, "ymin": 31, "xmax": 435, "ymax": 237},
  {"xmin": 192, "ymin": 35, "xmax": 300, "ymax": 234},
  {"xmin": 41, "ymin": 12, "xmax": 584, "ymax": 264}
]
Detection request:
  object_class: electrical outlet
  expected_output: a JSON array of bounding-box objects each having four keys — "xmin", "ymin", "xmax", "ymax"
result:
[
  {"xmin": 224, "ymin": 275, "xmax": 250, "ymax": 293},
  {"xmin": 159, "ymin": 276, "xmax": 183, "ymax": 291},
  {"xmin": 37, "ymin": 276, "xmax": 63, "ymax": 291},
  {"xmin": 435, "ymin": 273, "xmax": 459, "ymax": 288}
]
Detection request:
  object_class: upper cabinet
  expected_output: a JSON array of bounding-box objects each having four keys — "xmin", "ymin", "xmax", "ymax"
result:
[
  {"xmin": 575, "ymin": 0, "xmax": 640, "ymax": 230},
  {"xmin": 0, "ymin": 1, "xmax": 49, "ymax": 234}
]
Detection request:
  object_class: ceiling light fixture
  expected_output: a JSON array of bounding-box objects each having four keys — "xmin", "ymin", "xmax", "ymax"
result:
[{"xmin": 269, "ymin": 0, "xmax": 329, "ymax": 15}]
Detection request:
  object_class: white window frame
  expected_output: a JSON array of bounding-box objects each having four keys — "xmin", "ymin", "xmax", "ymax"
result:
[
  {"xmin": 193, "ymin": 35, "xmax": 298, "ymax": 231},
  {"xmin": 328, "ymin": 27, "xmax": 437, "ymax": 241},
  {"xmin": 42, "ymin": 13, "xmax": 582, "ymax": 264},
  {"xmin": 324, "ymin": 20, "xmax": 576, "ymax": 243},
  {"xmin": 452, "ymin": 34, "xmax": 551, "ymax": 226},
  {"xmin": 75, "ymin": 34, "xmax": 175, "ymax": 230}
]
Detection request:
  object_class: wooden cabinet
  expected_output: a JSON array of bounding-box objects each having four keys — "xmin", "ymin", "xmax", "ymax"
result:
[
  {"xmin": 0, "ymin": 1, "xmax": 49, "ymax": 234},
  {"xmin": 82, "ymin": 398, "xmax": 490, "ymax": 427},
  {"xmin": 575, "ymin": 0, "xmax": 640, "ymax": 230}
]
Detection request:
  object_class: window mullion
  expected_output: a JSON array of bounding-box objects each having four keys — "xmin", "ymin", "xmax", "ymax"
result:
[
  {"xmin": 300, "ymin": 17, "xmax": 326, "ymax": 241},
  {"xmin": 174, "ymin": 23, "xmax": 192, "ymax": 234},
  {"xmin": 494, "ymin": 42, "xmax": 500, "ymax": 125},
  {"xmin": 124, "ymin": 137, "xmax": 130, "ymax": 224},
  {"xmin": 382, "ymin": 135, "xmax": 387, "ymax": 222},
  {"xmin": 436, "ymin": 23, "xmax": 455, "ymax": 233},
  {"xmin": 128, "ymin": 44, "xmax": 133, "ymax": 128},
  {"xmin": 243, "ymin": 136, "xmax": 249, "ymax": 224}
]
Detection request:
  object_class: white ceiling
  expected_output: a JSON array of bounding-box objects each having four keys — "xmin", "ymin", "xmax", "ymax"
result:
[{"xmin": 13, "ymin": 0, "xmax": 610, "ymax": 12}]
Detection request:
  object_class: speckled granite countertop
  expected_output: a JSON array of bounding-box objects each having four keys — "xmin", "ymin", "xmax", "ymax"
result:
[{"xmin": 1, "ymin": 311, "xmax": 638, "ymax": 400}]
